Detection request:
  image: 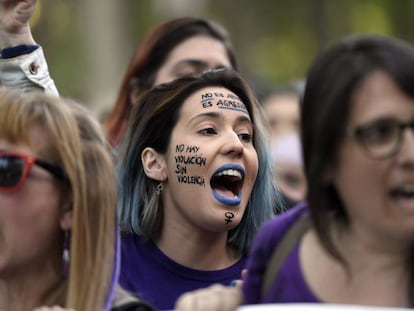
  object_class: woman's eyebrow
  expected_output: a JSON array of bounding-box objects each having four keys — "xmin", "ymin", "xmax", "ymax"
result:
[
  {"xmin": 188, "ymin": 111, "xmax": 252, "ymax": 125},
  {"xmin": 173, "ymin": 59, "xmax": 209, "ymax": 70},
  {"xmin": 188, "ymin": 111, "xmax": 222, "ymax": 124}
]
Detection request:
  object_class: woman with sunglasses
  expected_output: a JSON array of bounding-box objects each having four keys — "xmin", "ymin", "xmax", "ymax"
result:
[
  {"xmin": 175, "ymin": 35, "xmax": 414, "ymax": 310},
  {"xmin": 0, "ymin": 88, "xmax": 155, "ymax": 311}
]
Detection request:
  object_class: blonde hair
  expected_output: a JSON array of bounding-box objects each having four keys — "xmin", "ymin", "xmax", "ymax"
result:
[{"xmin": 0, "ymin": 87, "xmax": 116, "ymax": 310}]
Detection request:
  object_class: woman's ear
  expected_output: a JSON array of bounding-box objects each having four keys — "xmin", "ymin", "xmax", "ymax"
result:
[
  {"xmin": 60, "ymin": 208, "xmax": 73, "ymax": 231},
  {"xmin": 58, "ymin": 191, "xmax": 73, "ymax": 230},
  {"xmin": 142, "ymin": 147, "xmax": 168, "ymax": 181}
]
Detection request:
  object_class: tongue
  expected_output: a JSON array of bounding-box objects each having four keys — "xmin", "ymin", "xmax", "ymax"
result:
[{"xmin": 214, "ymin": 187, "xmax": 236, "ymax": 198}]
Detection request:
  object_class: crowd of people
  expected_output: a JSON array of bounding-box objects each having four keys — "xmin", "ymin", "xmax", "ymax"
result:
[{"xmin": 1, "ymin": 1, "xmax": 414, "ymax": 311}]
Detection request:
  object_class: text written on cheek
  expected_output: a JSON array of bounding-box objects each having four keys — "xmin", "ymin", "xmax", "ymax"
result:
[{"xmin": 175, "ymin": 144, "xmax": 206, "ymax": 186}]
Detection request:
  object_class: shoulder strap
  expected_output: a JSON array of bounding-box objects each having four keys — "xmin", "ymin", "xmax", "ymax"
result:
[{"xmin": 261, "ymin": 214, "xmax": 311, "ymax": 298}]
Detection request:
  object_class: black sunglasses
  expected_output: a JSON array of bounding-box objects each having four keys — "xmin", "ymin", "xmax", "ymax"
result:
[{"xmin": 0, "ymin": 152, "xmax": 69, "ymax": 192}]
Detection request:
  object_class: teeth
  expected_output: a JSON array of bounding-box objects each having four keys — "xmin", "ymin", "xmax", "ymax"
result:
[{"xmin": 215, "ymin": 169, "xmax": 242, "ymax": 179}]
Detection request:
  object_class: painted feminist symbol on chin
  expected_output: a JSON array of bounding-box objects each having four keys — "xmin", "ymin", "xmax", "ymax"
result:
[{"xmin": 224, "ymin": 212, "xmax": 234, "ymax": 224}]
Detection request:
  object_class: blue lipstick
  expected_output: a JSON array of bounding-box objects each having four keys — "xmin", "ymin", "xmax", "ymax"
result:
[{"xmin": 211, "ymin": 164, "xmax": 245, "ymax": 206}]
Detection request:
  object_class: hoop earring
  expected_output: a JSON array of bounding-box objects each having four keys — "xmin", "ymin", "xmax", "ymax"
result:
[
  {"xmin": 62, "ymin": 230, "xmax": 70, "ymax": 277},
  {"xmin": 156, "ymin": 182, "xmax": 163, "ymax": 195}
]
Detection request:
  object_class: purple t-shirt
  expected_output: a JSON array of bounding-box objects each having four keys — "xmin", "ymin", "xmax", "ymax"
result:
[
  {"xmin": 242, "ymin": 202, "xmax": 320, "ymax": 304},
  {"xmin": 119, "ymin": 234, "xmax": 247, "ymax": 310}
]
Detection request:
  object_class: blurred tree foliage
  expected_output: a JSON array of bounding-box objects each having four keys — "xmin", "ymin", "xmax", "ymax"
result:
[{"xmin": 32, "ymin": 0, "xmax": 414, "ymax": 114}]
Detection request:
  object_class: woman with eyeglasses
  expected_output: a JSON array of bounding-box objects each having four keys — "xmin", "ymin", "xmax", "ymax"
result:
[
  {"xmin": 243, "ymin": 33, "xmax": 414, "ymax": 307},
  {"xmin": 175, "ymin": 34, "xmax": 414, "ymax": 310},
  {"xmin": 0, "ymin": 88, "xmax": 155, "ymax": 311}
]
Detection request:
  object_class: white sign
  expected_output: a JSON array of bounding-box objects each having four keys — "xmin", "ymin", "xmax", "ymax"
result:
[{"xmin": 238, "ymin": 304, "xmax": 411, "ymax": 311}]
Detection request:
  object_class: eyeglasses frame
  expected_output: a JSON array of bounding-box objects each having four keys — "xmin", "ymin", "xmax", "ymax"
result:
[{"xmin": 347, "ymin": 117, "xmax": 414, "ymax": 159}]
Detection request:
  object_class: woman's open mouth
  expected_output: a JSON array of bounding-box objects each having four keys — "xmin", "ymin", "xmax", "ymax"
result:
[
  {"xmin": 390, "ymin": 183, "xmax": 414, "ymax": 211},
  {"xmin": 210, "ymin": 164, "xmax": 245, "ymax": 206}
]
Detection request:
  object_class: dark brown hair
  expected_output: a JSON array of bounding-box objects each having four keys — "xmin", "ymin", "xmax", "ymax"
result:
[
  {"xmin": 302, "ymin": 34, "xmax": 414, "ymax": 305},
  {"xmin": 105, "ymin": 17, "xmax": 238, "ymax": 146}
]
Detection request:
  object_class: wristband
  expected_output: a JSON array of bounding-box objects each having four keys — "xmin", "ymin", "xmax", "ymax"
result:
[{"xmin": 0, "ymin": 44, "xmax": 39, "ymax": 59}]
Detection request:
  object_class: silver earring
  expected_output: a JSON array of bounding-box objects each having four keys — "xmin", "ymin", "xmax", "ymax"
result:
[
  {"xmin": 156, "ymin": 182, "xmax": 163, "ymax": 195},
  {"xmin": 62, "ymin": 230, "xmax": 70, "ymax": 277}
]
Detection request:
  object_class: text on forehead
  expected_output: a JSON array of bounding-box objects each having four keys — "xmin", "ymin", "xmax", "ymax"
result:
[{"xmin": 200, "ymin": 92, "xmax": 247, "ymax": 112}]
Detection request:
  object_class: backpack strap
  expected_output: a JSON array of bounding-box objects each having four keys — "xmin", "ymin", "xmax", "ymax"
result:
[{"xmin": 261, "ymin": 214, "xmax": 311, "ymax": 299}]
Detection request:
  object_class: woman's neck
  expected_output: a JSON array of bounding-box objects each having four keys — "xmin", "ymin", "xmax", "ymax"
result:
[
  {"xmin": 332, "ymin": 219, "xmax": 412, "ymax": 279},
  {"xmin": 157, "ymin": 217, "xmax": 241, "ymax": 270},
  {"xmin": 300, "ymin": 223, "xmax": 411, "ymax": 307},
  {"xmin": 0, "ymin": 264, "xmax": 66, "ymax": 311}
]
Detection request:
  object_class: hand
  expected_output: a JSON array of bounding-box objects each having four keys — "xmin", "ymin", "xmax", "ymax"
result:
[
  {"xmin": 174, "ymin": 284, "xmax": 243, "ymax": 311},
  {"xmin": 0, "ymin": 0, "xmax": 36, "ymax": 48},
  {"xmin": 230, "ymin": 268, "xmax": 248, "ymax": 287}
]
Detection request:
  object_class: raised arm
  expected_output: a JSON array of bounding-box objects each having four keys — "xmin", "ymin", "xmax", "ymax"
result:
[
  {"xmin": 0, "ymin": 0, "xmax": 36, "ymax": 47},
  {"xmin": 0, "ymin": 0, "xmax": 58, "ymax": 95}
]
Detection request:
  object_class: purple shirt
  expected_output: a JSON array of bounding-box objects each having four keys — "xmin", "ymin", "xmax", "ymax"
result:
[
  {"xmin": 120, "ymin": 234, "xmax": 247, "ymax": 310},
  {"xmin": 242, "ymin": 202, "xmax": 319, "ymax": 304}
]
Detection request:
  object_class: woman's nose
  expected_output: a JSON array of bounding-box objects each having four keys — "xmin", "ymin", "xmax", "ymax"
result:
[
  {"xmin": 221, "ymin": 131, "xmax": 244, "ymax": 157},
  {"xmin": 397, "ymin": 129, "xmax": 414, "ymax": 166}
]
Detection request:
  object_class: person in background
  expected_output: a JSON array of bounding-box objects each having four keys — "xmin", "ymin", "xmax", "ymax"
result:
[
  {"xmin": 105, "ymin": 16, "xmax": 238, "ymax": 147},
  {"xmin": 0, "ymin": 86, "xmax": 156, "ymax": 311},
  {"xmin": 261, "ymin": 84, "xmax": 302, "ymax": 141},
  {"xmin": 261, "ymin": 84, "xmax": 307, "ymax": 209},
  {"xmin": 175, "ymin": 34, "xmax": 414, "ymax": 310},
  {"xmin": 0, "ymin": 87, "xmax": 117, "ymax": 311},
  {"xmin": 270, "ymin": 132, "xmax": 307, "ymax": 209},
  {"xmin": 0, "ymin": 1, "xmax": 241, "ymax": 156},
  {"xmin": 117, "ymin": 68, "xmax": 279, "ymax": 310},
  {"xmin": 244, "ymin": 33, "xmax": 414, "ymax": 307}
]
